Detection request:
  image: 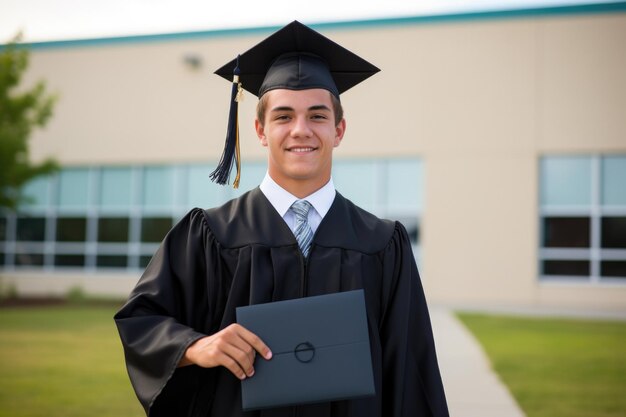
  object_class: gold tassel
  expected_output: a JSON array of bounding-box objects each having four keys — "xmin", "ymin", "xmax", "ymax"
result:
[{"xmin": 232, "ymin": 80, "xmax": 243, "ymax": 189}]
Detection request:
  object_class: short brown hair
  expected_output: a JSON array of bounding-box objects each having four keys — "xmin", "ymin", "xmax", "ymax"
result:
[{"xmin": 256, "ymin": 90, "xmax": 344, "ymax": 127}]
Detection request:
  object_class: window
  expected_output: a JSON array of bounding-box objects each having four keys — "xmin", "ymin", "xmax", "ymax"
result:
[
  {"xmin": 100, "ymin": 167, "xmax": 133, "ymax": 209},
  {"xmin": 186, "ymin": 164, "xmax": 224, "ymax": 209},
  {"xmin": 141, "ymin": 217, "xmax": 173, "ymax": 243},
  {"xmin": 98, "ymin": 218, "xmax": 130, "ymax": 242},
  {"xmin": 56, "ymin": 217, "xmax": 87, "ymax": 242},
  {"xmin": 334, "ymin": 158, "xmax": 423, "ymax": 249},
  {"xmin": 602, "ymin": 156, "xmax": 626, "ymax": 206},
  {"xmin": 21, "ymin": 176, "xmax": 51, "ymax": 209},
  {"xmin": 602, "ymin": 217, "xmax": 626, "ymax": 248},
  {"xmin": 542, "ymin": 217, "xmax": 590, "ymax": 248},
  {"xmin": 0, "ymin": 216, "xmax": 6, "ymax": 241},
  {"xmin": 16, "ymin": 217, "xmax": 46, "ymax": 242},
  {"xmin": 57, "ymin": 168, "xmax": 91, "ymax": 210},
  {"xmin": 387, "ymin": 160, "xmax": 424, "ymax": 210},
  {"xmin": 55, "ymin": 254, "xmax": 85, "ymax": 267},
  {"xmin": 97, "ymin": 255, "xmax": 128, "ymax": 268},
  {"xmin": 2, "ymin": 158, "xmax": 424, "ymax": 271},
  {"xmin": 333, "ymin": 161, "xmax": 379, "ymax": 211},
  {"xmin": 539, "ymin": 155, "xmax": 626, "ymax": 281},
  {"xmin": 143, "ymin": 166, "xmax": 173, "ymax": 209},
  {"xmin": 15, "ymin": 252, "xmax": 44, "ymax": 266},
  {"xmin": 139, "ymin": 255, "xmax": 153, "ymax": 269}
]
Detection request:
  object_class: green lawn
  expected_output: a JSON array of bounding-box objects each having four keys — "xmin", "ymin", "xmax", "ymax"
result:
[
  {"xmin": 2, "ymin": 305, "xmax": 624, "ymax": 417},
  {"xmin": 0, "ymin": 305, "xmax": 144, "ymax": 417},
  {"xmin": 457, "ymin": 313, "xmax": 626, "ymax": 417}
]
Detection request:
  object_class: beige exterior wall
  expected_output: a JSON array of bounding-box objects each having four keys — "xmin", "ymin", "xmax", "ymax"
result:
[
  {"xmin": 13, "ymin": 11, "xmax": 626, "ymax": 310},
  {"xmin": 1, "ymin": 271, "xmax": 139, "ymax": 298}
]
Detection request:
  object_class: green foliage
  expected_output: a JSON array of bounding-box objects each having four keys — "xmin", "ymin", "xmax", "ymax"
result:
[
  {"xmin": 457, "ymin": 313, "xmax": 626, "ymax": 417},
  {"xmin": 0, "ymin": 281, "xmax": 18, "ymax": 300},
  {"xmin": 0, "ymin": 33, "xmax": 58, "ymax": 210},
  {"xmin": 66, "ymin": 285, "xmax": 87, "ymax": 303},
  {"xmin": 0, "ymin": 305, "xmax": 143, "ymax": 417}
]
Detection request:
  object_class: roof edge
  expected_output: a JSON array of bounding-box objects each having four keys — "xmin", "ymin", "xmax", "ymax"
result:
[{"xmin": 4, "ymin": 1, "xmax": 626, "ymax": 50}]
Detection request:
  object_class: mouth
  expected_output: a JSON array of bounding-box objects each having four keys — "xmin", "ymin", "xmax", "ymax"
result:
[{"xmin": 286, "ymin": 146, "xmax": 317, "ymax": 153}]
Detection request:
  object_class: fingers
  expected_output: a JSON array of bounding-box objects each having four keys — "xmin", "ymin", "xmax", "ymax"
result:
[
  {"xmin": 184, "ymin": 324, "xmax": 272, "ymax": 380},
  {"xmin": 219, "ymin": 325, "xmax": 272, "ymax": 379},
  {"xmin": 214, "ymin": 347, "xmax": 252, "ymax": 380},
  {"xmin": 235, "ymin": 325, "xmax": 273, "ymax": 361}
]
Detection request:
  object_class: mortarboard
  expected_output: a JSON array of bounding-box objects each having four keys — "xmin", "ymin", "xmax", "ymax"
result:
[
  {"xmin": 236, "ymin": 289, "xmax": 375, "ymax": 410},
  {"xmin": 211, "ymin": 20, "xmax": 380, "ymax": 188}
]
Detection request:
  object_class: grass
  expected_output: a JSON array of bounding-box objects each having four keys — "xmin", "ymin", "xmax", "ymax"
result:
[
  {"xmin": 2, "ymin": 304, "xmax": 624, "ymax": 417},
  {"xmin": 457, "ymin": 313, "xmax": 626, "ymax": 417},
  {"xmin": 0, "ymin": 304, "xmax": 144, "ymax": 417}
]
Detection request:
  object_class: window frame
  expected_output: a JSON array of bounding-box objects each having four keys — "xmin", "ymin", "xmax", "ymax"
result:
[
  {"xmin": 539, "ymin": 155, "xmax": 626, "ymax": 283},
  {"xmin": 1, "ymin": 158, "xmax": 424, "ymax": 272}
]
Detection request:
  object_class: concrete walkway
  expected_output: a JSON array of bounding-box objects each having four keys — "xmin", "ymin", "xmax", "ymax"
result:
[{"xmin": 429, "ymin": 307, "xmax": 526, "ymax": 417}]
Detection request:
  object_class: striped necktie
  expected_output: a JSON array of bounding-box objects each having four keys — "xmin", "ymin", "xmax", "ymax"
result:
[{"xmin": 291, "ymin": 200, "xmax": 313, "ymax": 257}]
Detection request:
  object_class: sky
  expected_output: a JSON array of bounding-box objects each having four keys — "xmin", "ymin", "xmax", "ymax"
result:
[{"xmin": 0, "ymin": 0, "xmax": 616, "ymax": 43}]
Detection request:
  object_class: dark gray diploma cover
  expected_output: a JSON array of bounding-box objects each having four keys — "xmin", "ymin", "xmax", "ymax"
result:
[{"xmin": 236, "ymin": 289, "xmax": 376, "ymax": 410}]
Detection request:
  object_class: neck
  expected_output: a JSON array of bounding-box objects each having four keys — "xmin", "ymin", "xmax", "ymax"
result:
[{"xmin": 269, "ymin": 173, "xmax": 330, "ymax": 199}]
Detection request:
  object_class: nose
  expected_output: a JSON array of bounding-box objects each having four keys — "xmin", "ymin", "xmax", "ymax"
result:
[{"xmin": 291, "ymin": 115, "xmax": 312, "ymax": 138}]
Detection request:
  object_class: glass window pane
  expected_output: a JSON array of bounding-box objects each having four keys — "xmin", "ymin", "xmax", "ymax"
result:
[
  {"xmin": 55, "ymin": 254, "xmax": 85, "ymax": 267},
  {"xmin": 0, "ymin": 217, "xmax": 6, "ymax": 241},
  {"xmin": 143, "ymin": 166, "xmax": 173, "ymax": 208},
  {"xmin": 97, "ymin": 255, "xmax": 128, "ymax": 268},
  {"xmin": 56, "ymin": 217, "xmax": 87, "ymax": 242},
  {"xmin": 543, "ymin": 260, "xmax": 590, "ymax": 276},
  {"xmin": 397, "ymin": 217, "xmax": 420, "ymax": 245},
  {"xmin": 100, "ymin": 167, "xmax": 133, "ymax": 209},
  {"xmin": 540, "ymin": 157, "xmax": 591, "ymax": 207},
  {"xmin": 15, "ymin": 253, "xmax": 44, "ymax": 266},
  {"xmin": 333, "ymin": 161, "xmax": 377, "ymax": 210},
  {"xmin": 601, "ymin": 261, "xmax": 626, "ymax": 278},
  {"xmin": 232, "ymin": 162, "xmax": 267, "ymax": 198},
  {"xmin": 58, "ymin": 168, "xmax": 91, "ymax": 209},
  {"xmin": 186, "ymin": 164, "xmax": 224, "ymax": 209},
  {"xmin": 20, "ymin": 176, "xmax": 51, "ymax": 208},
  {"xmin": 601, "ymin": 217, "xmax": 626, "ymax": 249},
  {"xmin": 141, "ymin": 217, "xmax": 173, "ymax": 243},
  {"xmin": 16, "ymin": 217, "xmax": 46, "ymax": 241},
  {"xmin": 387, "ymin": 160, "xmax": 423, "ymax": 210},
  {"xmin": 543, "ymin": 217, "xmax": 590, "ymax": 248},
  {"xmin": 602, "ymin": 156, "xmax": 626, "ymax": 206},
  {"xmin": 98, "ymin": 218, "xmax": 129, "ymax": 243},
  {"xmin": 140, "ymin": 255, "xmax": 153, "ymax": 268}
]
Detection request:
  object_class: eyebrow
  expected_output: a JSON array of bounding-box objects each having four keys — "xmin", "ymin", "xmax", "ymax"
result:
[
  {"xmin": 309, "ymin": 105, "xmax": 332, "ymax": 112},
  {"xmin": 270, "ymin": 104, "xmax": 332, "ymax": 113}
]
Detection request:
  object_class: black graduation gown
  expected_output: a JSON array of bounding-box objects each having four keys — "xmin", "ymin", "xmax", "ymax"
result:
[{"xmin": 114, "ymin": 188, "xmax": 449, "ymax": 417}]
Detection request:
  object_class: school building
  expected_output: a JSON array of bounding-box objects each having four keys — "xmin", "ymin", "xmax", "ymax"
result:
[{"xmin": 1, "ymin": 3, "xmax": 625, "ymax": 311}]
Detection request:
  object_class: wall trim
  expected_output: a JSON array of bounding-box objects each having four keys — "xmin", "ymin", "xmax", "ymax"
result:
[{"xmin": 3, "ymin": 2, "xmax": 626, "ymax": 51}]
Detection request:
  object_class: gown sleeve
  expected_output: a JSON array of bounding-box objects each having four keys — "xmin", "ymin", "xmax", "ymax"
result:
[
  {"xmin": 380, "ymin": 222, "xmax": 449, "ymax": 417},
  {"xmin": 114, "ymin": 208, "xmax": 216, "ymax": 416}
]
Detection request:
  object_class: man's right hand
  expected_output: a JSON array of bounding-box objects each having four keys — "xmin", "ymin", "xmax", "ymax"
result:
[{"xmin": 178, "ymin": 323, "xmax": 272, "ymax": 380}]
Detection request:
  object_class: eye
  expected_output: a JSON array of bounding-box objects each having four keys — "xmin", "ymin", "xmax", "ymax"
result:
[
  {"xmin": 274, "ymin": 114, "xmax": 291, "ymax": 121},
  {"xmin": 311, "ymin": 113, "xmax": 328, "ymax": 120}
]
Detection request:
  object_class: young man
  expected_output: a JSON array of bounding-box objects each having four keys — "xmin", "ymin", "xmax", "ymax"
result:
[{"xmin": 115, "ymin": 21, "xmax": 449, "ymax": 417}]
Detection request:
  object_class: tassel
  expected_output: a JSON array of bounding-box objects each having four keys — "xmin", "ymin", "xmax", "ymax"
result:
[{"xmin": 210, "ymin": 55, "xmax": 243, "ymax": 188}]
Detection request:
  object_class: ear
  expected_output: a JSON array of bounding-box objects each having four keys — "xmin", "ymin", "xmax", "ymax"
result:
[
  {"xmin": 255, "ymin": 118, "xmax": 268, "ymax": 147},
  {"xmin": 334, "ymin": 118, "xmax": 346, "ymax": 147}
]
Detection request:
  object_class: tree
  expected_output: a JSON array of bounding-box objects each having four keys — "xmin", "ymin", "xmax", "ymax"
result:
[{"xmin": 0, "ymin": 33, "xmax": 58, "ymax": 210}]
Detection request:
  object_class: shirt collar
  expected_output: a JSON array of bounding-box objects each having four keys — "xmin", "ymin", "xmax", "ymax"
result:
[{"xmin": 259, "ymin": 173, "xmax": 336, "ymax": 218}]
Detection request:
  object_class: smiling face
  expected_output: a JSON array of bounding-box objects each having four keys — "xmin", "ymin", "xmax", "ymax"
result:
[{"xmin": 255, "ymin": 88, "xmax": 346, "ymax": 198}]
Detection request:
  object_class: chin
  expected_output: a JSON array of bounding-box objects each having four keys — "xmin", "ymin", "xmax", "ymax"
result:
[{"xmin": 284, "ymin": 166, "xmax": 318, "ymax": 179}]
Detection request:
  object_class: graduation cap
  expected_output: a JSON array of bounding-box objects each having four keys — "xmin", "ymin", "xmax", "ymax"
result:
[{"xmin": 210, "ymin": 20, "xmax": 380, "ymax": 188}]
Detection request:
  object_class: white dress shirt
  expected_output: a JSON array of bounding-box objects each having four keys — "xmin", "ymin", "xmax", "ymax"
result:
[{"xmin": 259, "ymin": 173, "xmax": 336, "ymax": 235}]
